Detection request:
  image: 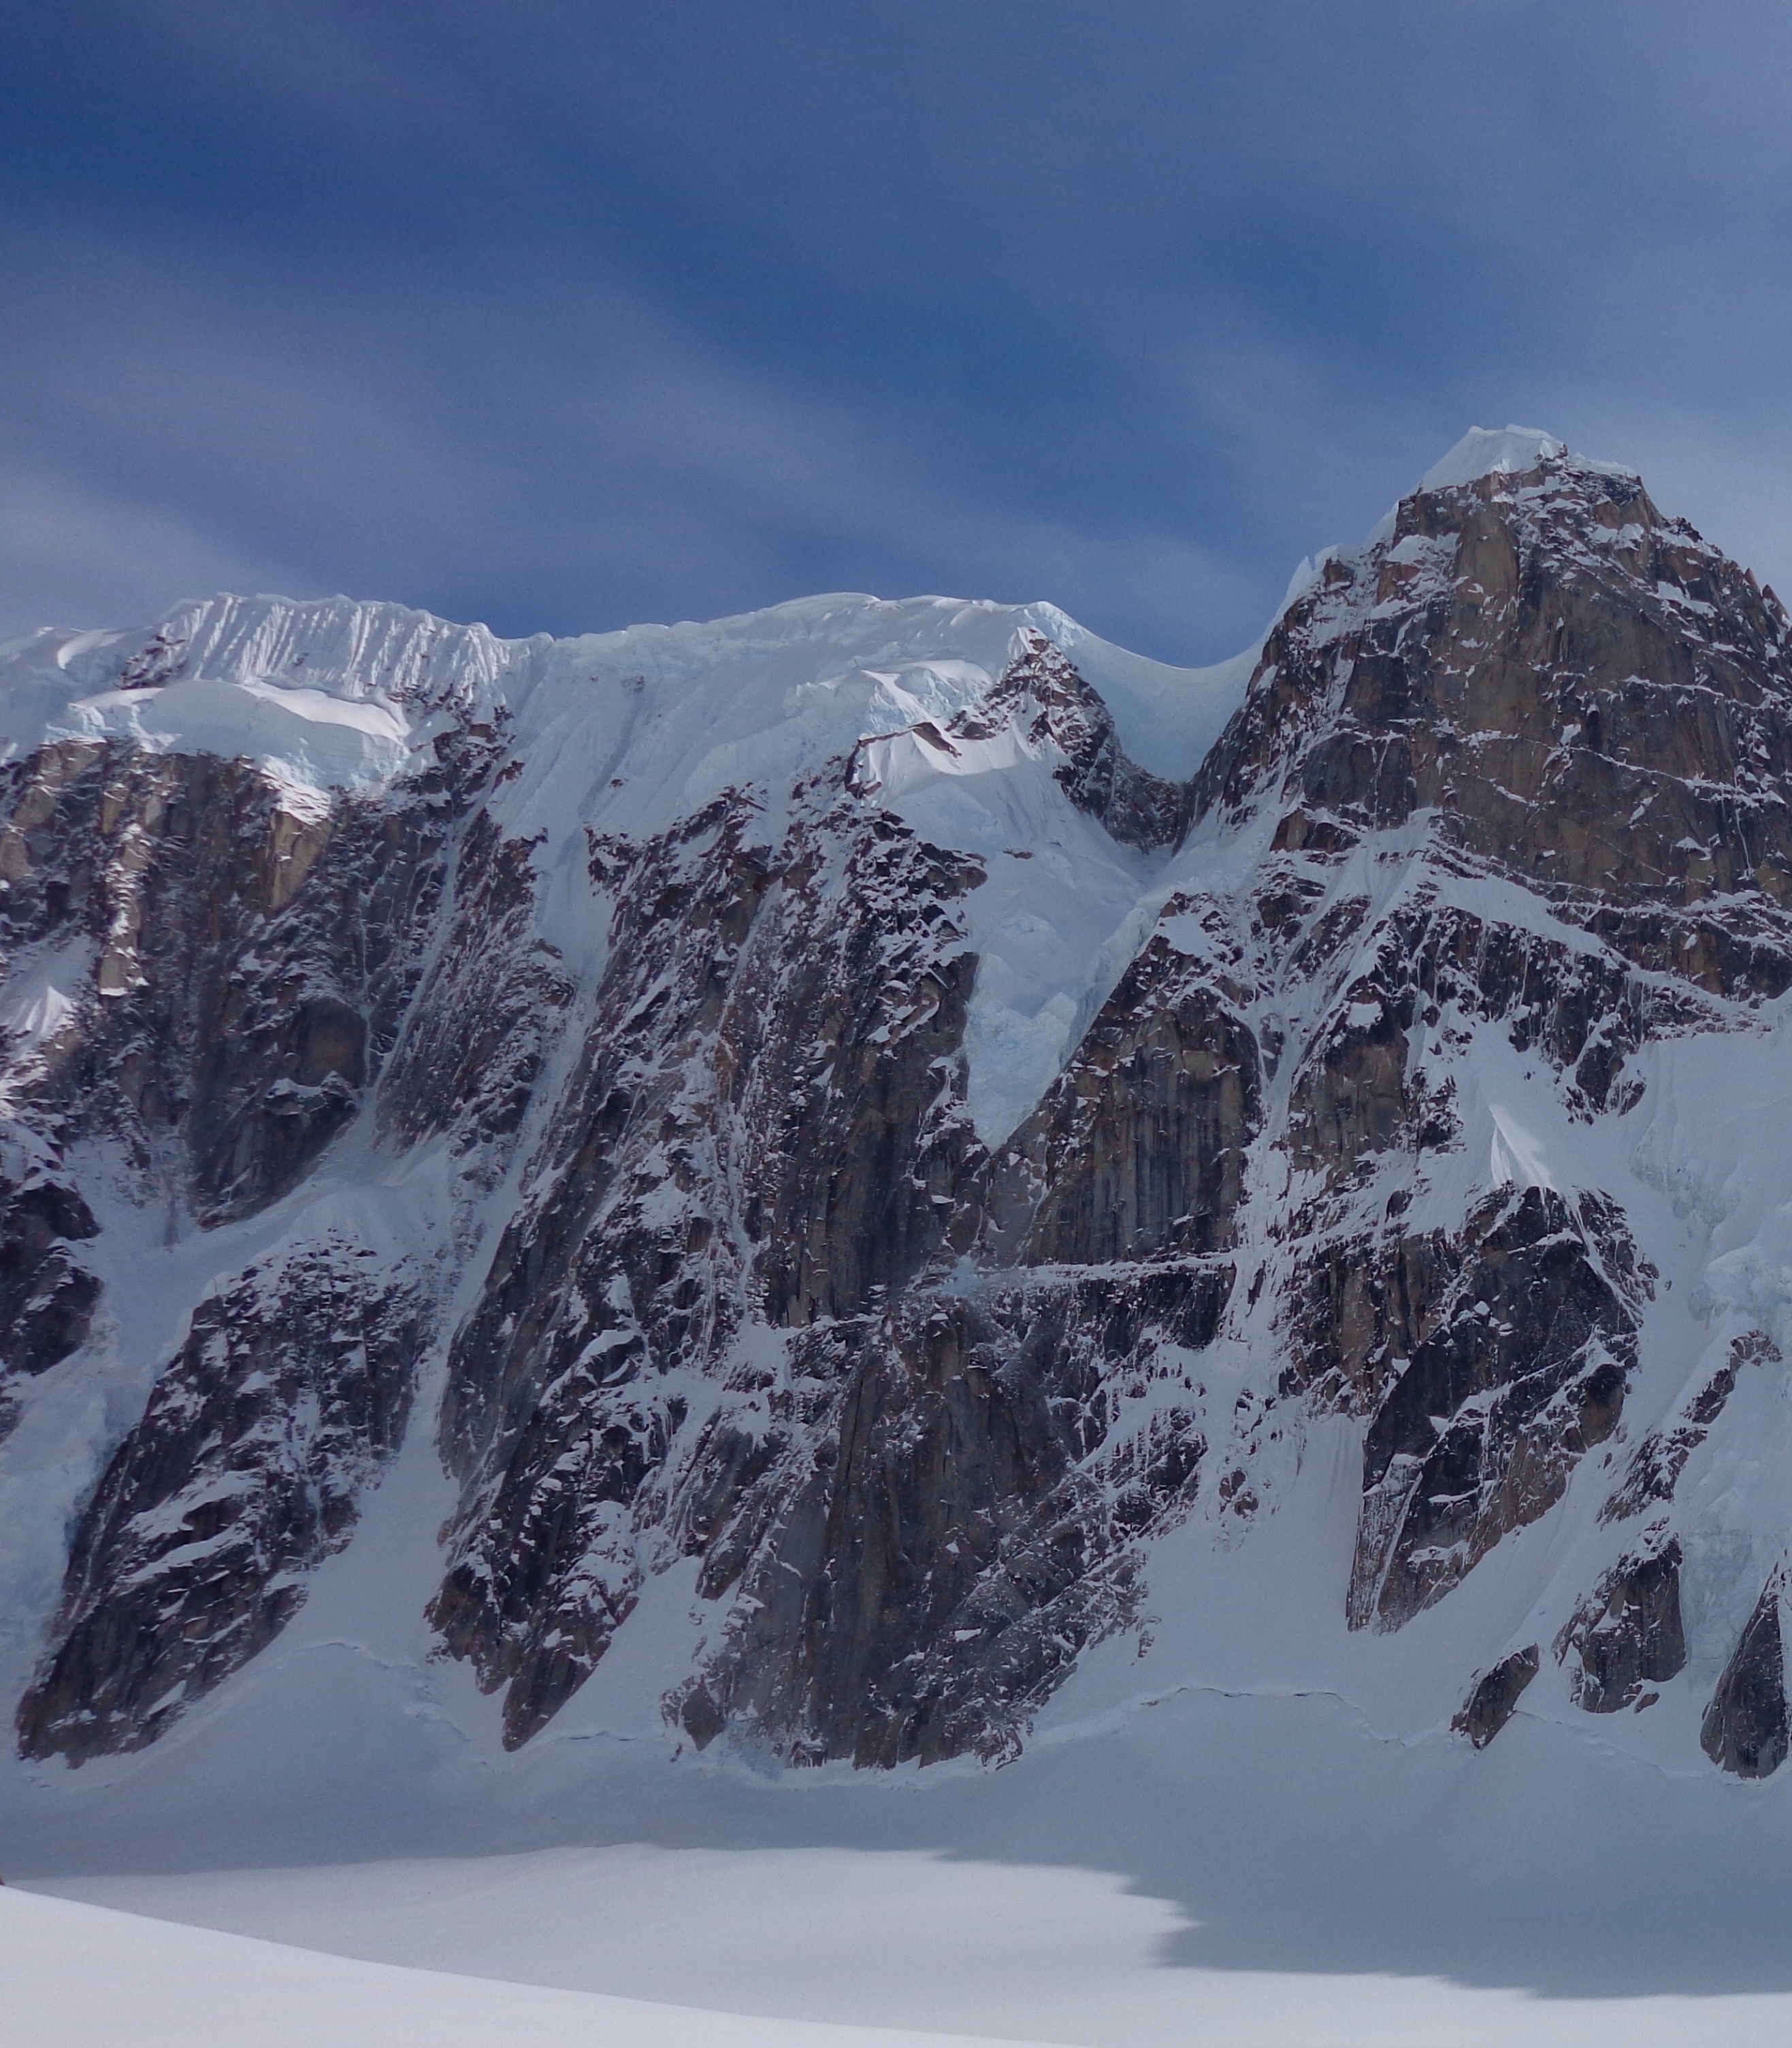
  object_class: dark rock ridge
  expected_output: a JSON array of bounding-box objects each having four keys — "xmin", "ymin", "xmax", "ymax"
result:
[
  {"xmin": 7, "ymin": 440, "xmax": 1792, "ymax": 1777},
  {"xmin": 1454, "ymin": 1644, "xmax": 1541, "ymax": 1748},
  {"xmin": 428, "ymin": 790, "xmax": 987, "ymax": 1747},
  {"xmin": 18, "ymin": 1238, "xmax": 426, "ymax": 1761},
  {"xmin": 1343, "ymin": 1186, "xmax": 1638, "ymax": 1633},
  {"xmin": 1555, "ymin": 1531, "xmax": 1686, "ymax": 1712},
  {"xmin": 1192, "ymin": 454, "xmax": 1792, "ymax": 998},
  {"xmin": 1702, "ymin": 1572, "xmax": 1791, "ymax": 1779},
  {"xmin": 0, "ymin": 1154, "xmax": 99, "ymax": 1399},
  {"xmin": 1601, "ymin": 1332, "xmax": 1772, "ymax": 1524}
]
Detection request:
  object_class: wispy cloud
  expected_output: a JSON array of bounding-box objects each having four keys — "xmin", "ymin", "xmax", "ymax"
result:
[{"xmin": 4, "ymin": 1, "xmax": 1790, "ymax": 656}]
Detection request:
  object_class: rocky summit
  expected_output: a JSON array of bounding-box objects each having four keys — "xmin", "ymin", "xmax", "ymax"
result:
[{"xmin": 5, "ymin": 426, "xmax": 1792, "ymax": 1789}]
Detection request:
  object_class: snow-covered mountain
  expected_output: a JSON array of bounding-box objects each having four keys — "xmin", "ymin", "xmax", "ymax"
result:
[{"xmin": 5, "ymin": 423, "xmax": 1792, "ymax": 1816}]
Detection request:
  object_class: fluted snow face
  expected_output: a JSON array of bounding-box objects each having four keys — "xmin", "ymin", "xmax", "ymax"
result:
[
  {"xmin": 0, "ymin": 596, "xmax": 510, "ymax": 801},
  {"xmin": 0, "ymin": 590, "xmax": 1227, "ymax": 817}
]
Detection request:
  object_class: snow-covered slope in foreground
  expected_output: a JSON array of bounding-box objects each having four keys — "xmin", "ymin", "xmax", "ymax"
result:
[
  {"xmin": 1, "ymin": 1886, "xmax": 1061, "ymax": 2048},
  {"xmin": 20, "ymin": 1852, "xmax": 1792, "ymax": 2048}
]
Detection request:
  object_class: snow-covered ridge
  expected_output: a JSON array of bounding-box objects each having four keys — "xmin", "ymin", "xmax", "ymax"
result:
[
  {"xmin": 1420, "ymin": 422, "xmax": 1638, "ymax": 492},
  {"xmin": 0, "ymin": 590, "xmax": 1253, "ymax": 815},
  {"xmin": 0, "ymin": 427, "xmax": 1669, "ymax": 1163},
  {"xmin": 0, "ymin": 425, "xmax": 1655, "ymax": 821},
  {"xmin": 0, "ymin": 597, "xmax": 514, "ymax": 798}
]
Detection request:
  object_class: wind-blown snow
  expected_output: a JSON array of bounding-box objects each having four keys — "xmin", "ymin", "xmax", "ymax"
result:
[{"xmin": 1422, "ymin": 425, "xmax": 1567, "ymax": 490}]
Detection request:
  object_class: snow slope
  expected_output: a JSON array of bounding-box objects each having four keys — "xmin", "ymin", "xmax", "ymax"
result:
[
  {"xmin": 20, "ymin": 1861, "xmax": 1792, "ymax": 2048},
  {"xmin": 2, "ymin": 1886, "xmax": 1061, "ymax": 2048},
  {"xmin": 25, "ymin": 1723, "xmax": 1792, "ymax": 2047}
]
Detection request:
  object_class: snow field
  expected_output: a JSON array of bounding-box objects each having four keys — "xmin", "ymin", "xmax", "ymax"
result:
[
  {"xmin": 2, "ymin": 1885, "xmax": 1058, "ymax": 2048},
  {"xmin": 27, "ymin": 1838, "xmax": 1792, "ymax": 2048}
]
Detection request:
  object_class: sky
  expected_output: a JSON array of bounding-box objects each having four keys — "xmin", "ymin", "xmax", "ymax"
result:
[{"xmin": 3, "ymin": 1, "xmax": 1791, "ymax": 664}]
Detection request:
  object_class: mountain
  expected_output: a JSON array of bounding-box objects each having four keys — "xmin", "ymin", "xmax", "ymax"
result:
[{"xmin": 4, "ymin": 424, "xmax": 1792, "ymax": 1811}]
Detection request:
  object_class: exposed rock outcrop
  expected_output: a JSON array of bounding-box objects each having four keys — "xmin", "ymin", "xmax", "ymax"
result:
[
  {"xmin": 0, "ymin": 735, "xmax": 489, "ymax": 1223},
  {"xmin": 1601, "ymin": 1333, "xmax": 1772, "ymax": 1524},
  {"xmin": 1702, "ymin": 1573, "xmax": 1791, "ymax": 1779},
  {"xmin": 17, "ymin": 1239, "xmax": 427, "ymax": 1762},
  {"xmin": 1557, "ymin": 1532, "xmax": 1687, "ymax": 1712},
  {"xmin": 1454, "ymin": 1644, "xmax": 1541, "ymax": 1748},
  {"xmin": 980, "ymin": 931, "xmax": 1259, "ymax": 1265},
  {"xmin": 682, "ymin": 1262, "xmax": 1227, "ymax": 1766},
  {"xmin": 1341, "ymin": 1187, "xmax": 1637, "ymax": 1631},
  {"xmin": 428, "ymin": 792, "xmax": 986, "ymax": 1747},
  {"xmin": 0, "ymin": 1167, "xmax": 99, "ymax": 1388},
  {"xmin": 1192, "ymin": 456, "xmax": 1792, "ymax": 1001}
]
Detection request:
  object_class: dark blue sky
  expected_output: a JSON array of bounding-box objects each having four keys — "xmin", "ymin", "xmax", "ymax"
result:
[{"xmin": 4, "ymin": 1, "xmax": 1790, "ymax": 660}]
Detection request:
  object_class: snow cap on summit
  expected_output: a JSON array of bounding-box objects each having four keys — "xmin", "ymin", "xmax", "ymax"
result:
[{"xmin": 1421, "ymin": 425, "xmax": 1565, "ymax": 491}]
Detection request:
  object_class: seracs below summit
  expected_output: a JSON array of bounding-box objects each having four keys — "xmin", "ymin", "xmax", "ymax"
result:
[{"xmin": 3, "ymin": 425, "xmax": 1792, "ymax": 1810}]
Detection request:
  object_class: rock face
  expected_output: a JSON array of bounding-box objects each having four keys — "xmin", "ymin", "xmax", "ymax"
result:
[
  {"xmin": 0, "ymin": 737, "xmax": 463, "ymax": 1220},
  {"xmin": 7, "ymin": 435, "xmax": 1792, "ymax": 1784},
  {"xmin": 1556, "ymin": 1533, "xmax": 1687, "ymax": 1713},
  {"xmin": 427, "ymin": 791, "xmax": 988, "ymax": 1748},
  {"xmin": 1454, "ymin": 1645, "xmax": 1541, "ymax": 1748},
  {"xmin": 1193, "ymin": 453, "xmax": 1792, "ymax": 1000},
  {"xmin": 18, "ymin": 1239, "xmax": 425, "ymax": 1761},
  {"xmin": 1702, "ymin": 1574, "xmax": 1791, "ymax": 1779},
  {"xmin": 682, "ymin": 1264, "xmax": 1228, "ymax": 1766},
  {"xmin": 0, "ymin": 1165, "xmax": 99, "ymax": 1398},
  {"xmin": 1345, "ymin": 1187, "xmax": 1636, "ymax": 1633},
  {"xmin": 1601, "ymin": 1333, "xmax": 1770, "ymax": 1525}
]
